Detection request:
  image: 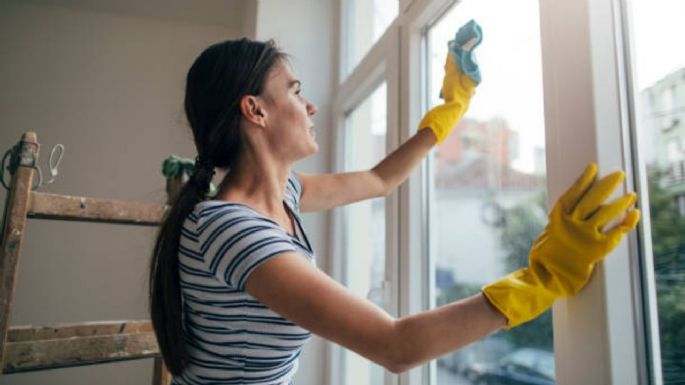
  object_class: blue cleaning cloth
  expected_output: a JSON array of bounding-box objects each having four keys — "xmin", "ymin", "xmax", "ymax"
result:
[{"xmin": 448, "ymin": 19, "xmax": 483, "ymax": 85}]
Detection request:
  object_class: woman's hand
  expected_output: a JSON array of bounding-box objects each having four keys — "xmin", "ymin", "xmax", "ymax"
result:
[
  {"xmin": 418, "ymin": 53, "xmax": 477, "ymax": 144},
  {"xmin": 482, "ymin": 163, "xmax": 640, "ymax": 328}
]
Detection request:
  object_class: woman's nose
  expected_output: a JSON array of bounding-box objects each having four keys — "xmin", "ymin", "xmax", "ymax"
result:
[{"xmin": 307, "ymin": 101, "xmax": 317, "ymax": 116}]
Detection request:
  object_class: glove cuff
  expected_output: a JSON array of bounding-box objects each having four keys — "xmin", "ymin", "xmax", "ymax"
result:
[
  {"xmin": 418, "ymin": 100, "xmax": 470, "ymax": 143},
  {"xmin": 482, "ymin": 268, "xmax": 558, "ymax": 329}
]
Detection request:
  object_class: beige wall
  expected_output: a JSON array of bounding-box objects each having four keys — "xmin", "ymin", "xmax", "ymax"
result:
[{"xmin": 0, "ymin": 1, "xmax": 249, "ymax": 384}]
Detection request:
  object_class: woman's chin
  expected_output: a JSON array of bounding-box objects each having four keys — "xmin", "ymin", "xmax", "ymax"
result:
[{"xmin": 294, "ymin": 142, "xmax": 318, "ymax": 161}]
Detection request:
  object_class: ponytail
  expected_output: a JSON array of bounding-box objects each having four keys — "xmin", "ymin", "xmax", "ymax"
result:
[{"xmin": 149, "ymin": 165, "xmax": 214, "ymax": 375}]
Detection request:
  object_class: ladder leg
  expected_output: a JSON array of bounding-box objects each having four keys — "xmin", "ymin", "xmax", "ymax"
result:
[
  {"xmin": 152, "ymin": 357, "xmax": 171, "ymax": 385},
  {"xmin": 0, "ymin": 132, "xmax": 38, "ymax": 370}
]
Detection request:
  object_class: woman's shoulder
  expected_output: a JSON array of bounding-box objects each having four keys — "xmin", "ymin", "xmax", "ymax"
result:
[
  {"xmin": 193, "ymin": 201, "xmax": 280, "ymax": 229},
  {"xmin": 191, "ymin": 200, "xmax": 292, "ymax": 244}
]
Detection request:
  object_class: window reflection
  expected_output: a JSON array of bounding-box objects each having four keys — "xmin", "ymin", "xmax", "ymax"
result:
[{"xmin": 425, "ymin": 1, "xmax": 552, "ymax": 384}]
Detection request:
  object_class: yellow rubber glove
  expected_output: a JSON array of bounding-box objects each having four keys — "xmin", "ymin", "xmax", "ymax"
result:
[
  {"xmin": 418, "ymin": 53, "xmax": 476, "ymax": 144},
  {"xmin": 482, "ymin": 163, "xmax": 640, "ymax": 329}
]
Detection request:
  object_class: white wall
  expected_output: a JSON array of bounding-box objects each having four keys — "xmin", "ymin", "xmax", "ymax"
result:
[
  {"xmin": 255, "ymin": 1, "xmax": 337, "ymax": 384},
  {"xmin": 0, "ymin": 1, "xmax": 248, "ymax": 384}
]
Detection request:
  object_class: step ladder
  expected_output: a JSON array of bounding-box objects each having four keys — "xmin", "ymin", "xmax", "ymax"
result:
[{"xmin": 0, "ymin": 131, "xmax": 183, "ymax": 384}]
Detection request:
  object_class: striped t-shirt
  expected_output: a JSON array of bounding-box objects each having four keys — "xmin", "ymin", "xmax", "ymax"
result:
[{"xmin": 173, "ymin": 171, "xmax": 315, "ymax": 385}]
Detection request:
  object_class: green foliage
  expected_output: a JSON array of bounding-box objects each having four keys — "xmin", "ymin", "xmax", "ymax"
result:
[
  {"xmin": 498, "ymin": 193, "xmax": 553, "ymax": 350},
  {"xmin": 500, "ymin": 193, "xmax": 547, "ymax": 273},
  {"xmin": 435, "ymin": 282, "xmax": 482, "ymax": 307},
  {"xmin": 437, "ymin": 193, "xmax": 554, "ymax": 351},
  {"xmin": 646, "ymin": 167, "xmax": 685, "ymax": 384},
  {"xmin": 507, "ymin": 309, "xmax": 553, "ymax": 350}
]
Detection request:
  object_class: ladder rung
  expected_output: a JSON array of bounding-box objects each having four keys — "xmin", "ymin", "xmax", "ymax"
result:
[
  {"xmin": 7, "ymin": 320, "xmax": 153, "ymax": 342},
  {"xmin": 3, "ymin": 321, "xmax": 159, "ymax": 373},
  {"xmin": 27, "ymin": 192, "xmax": 167, "ymax": 225}
]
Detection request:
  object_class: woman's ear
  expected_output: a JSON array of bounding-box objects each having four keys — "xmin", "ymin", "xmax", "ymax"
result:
[{"xmin": 239, "ymin": 95, "xmax": 266, "ymax": 127}]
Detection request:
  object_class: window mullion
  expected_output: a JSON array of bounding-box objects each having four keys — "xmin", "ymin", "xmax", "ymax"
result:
[{"xmin": 540, "ymin": 0, "xmax": 647, "ymax": 384}]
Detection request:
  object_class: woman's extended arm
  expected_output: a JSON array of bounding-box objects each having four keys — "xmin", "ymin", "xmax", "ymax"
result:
[
  {"xmin": 247, "ymin": 164, "xmax": 639, "ymax": 373},
  {"xmin": 298, "ymin": 128, "xmax": 437, "ymax": 213},
  {"xmin": 245, "ymin": 251, "xmax": 505, "ymax": 373}
]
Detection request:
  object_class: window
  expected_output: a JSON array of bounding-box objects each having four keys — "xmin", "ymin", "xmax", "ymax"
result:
[
  {"xmin": 666, "ymin": 139, "xmax": 681, "ymax": 163},
  {"xmin": 629, "ymin": 0, "xmax": 685, "ymax": 383},
  {"xmin": 331, "ymin": 19, "xmax": 398, "ymax": 385},
  {"xmin": 332, "ymin": 0, "xmax": 666, "ymax": 384},
  {"xmin": 342, "ymin": 0, "xmax": 398, "ymax": 79},
  {"xmin": 662, "ymin": 86, "xmax": 675, "ymax": 114},
  {"xmin": 423, "ymin": 1, "xmax": 550, "ymax": 384},
  {"xmin": 341, "ymin": 82, "xmax": 388, "ymax": 385}
]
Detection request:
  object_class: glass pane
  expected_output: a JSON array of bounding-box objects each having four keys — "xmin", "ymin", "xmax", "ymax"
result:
[
  {"xmin": 629, "ymin": 1, "xmax": 685, "ymax": 383},
  {"xmin": 342, "ymin": 82, "xmax": 387, "ymax": 385},
  {"xmin": 343, "ymin": 0, "xmax": 398, "ymax": 78},
  {"xmin": 425, "ymin": 1, "xmax": 552, "ymax": 385}
]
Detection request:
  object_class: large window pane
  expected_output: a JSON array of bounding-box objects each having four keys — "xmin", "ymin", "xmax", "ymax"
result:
[
  {"xmin": 425, "ymin": 2, "xmax": 552, "ymax": 384},
  {"xmin": 342, "ymin": 0, "xmax": 398, "ymax": 78},
  {"xmin": 342, "ymin": 82, "xmax": 387, "ymax": 385},
  {"xmin": 629, "ymin": 1, "xmax": 685, "ymax": 383}
]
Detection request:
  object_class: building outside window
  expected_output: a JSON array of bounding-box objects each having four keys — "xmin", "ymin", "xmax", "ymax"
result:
[{"xmin": 631, "ymin": 0, "xmax": 685, "ymax": 382}]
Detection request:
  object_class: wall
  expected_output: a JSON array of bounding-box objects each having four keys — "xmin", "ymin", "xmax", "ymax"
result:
[
  {"xmin": 0, "ymin": 1, "xmax": 249, "ymax": 384},
  {"xmin": 255, "ymin": 1, "xmax": 337, "ymax": 384}
]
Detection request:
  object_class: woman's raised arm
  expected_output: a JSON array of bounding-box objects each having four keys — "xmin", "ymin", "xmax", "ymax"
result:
[
  {"xmin": 298, "ymin": 128, "xmax": 436, "ymax": 212},
  {"xmin": 299, "ymin": 46, "xmax": 478, "ymax": 213}
]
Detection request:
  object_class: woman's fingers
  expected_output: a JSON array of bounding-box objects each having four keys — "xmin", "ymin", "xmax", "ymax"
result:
[
  {"xmin": 575, "ymin": 171, "xmax": 624, "ymax": 219},
  {"xmin": 559, "ymin": 163, "xmax": 597, "ymax": 214},
  {"xmin": 606, "ymin": 209, "xmax": 641, "ymax": 239},
  {"xmin": 624, "ymin": 209, "xmax": 641, "ymax": 228},
  {"xmin": 589, "ymin": 193, "xmax": 637, "ymax": 229}
]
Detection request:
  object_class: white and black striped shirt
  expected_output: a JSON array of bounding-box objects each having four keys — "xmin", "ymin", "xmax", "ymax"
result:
[{"xmin": 173, "ymin": 171, "xmax": 315, "ymax": 385}]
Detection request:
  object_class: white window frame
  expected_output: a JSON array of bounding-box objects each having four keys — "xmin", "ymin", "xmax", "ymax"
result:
[
  {"xmin": 329, "ymin": 17, "xmax": 401, "ymax": 385},
  {"xmin": 540, "ymin": 0, "xmax": 661, "ymax": 383},
  {"xmin": 329, "ymin": 0, "xmax": 662, "ymax": 384}
]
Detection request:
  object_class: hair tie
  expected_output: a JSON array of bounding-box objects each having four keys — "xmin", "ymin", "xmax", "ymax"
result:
[{"xmin": 194, "ymin": 156, "xmax": 215, "ymax": 175}]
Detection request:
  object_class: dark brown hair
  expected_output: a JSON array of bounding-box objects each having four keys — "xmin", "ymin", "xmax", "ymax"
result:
[{"xmin": 149, "ymin": 38, "xmax": 286, "ymax": 376}]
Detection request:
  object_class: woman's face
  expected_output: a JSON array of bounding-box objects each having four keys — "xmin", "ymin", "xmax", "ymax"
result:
[{"xmin": 259, "ymin": 59, "xmax": 318, "ymax": 161}]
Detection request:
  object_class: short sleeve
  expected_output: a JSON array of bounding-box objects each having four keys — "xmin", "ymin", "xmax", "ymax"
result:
[
  {"xmin": 285, "ymin": 171, "xmax": 303, "ymax": 213},
  {"xmin": 200, "ymin": 207, "xmax": 298, "ymax": 291}
]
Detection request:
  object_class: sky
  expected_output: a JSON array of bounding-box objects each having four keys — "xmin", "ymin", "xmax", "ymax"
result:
[{"xmin": 631, "ymin": 0, "xmax": 685, "ymax": 90}]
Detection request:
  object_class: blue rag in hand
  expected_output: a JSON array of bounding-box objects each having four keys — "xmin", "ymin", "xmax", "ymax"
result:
[{"xmin": 448, "ymin": 19, "xmax": 483, "ymax": 85}]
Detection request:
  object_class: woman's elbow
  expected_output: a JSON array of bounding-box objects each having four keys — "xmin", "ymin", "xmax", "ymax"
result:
[
  {"xmin": 385, "ymin": 348, "xmax": 427, "ymax": 374},
  {"xmin": 384, "ymin": 361, "xmax": 411, "ymax": 374},
  {"xmin": 375, "ymin": 323, "xmax": 422, "ymax": 374},
  {"xmin": 381, "ymin": 353, "xmax": 422, "ymax": 374}
]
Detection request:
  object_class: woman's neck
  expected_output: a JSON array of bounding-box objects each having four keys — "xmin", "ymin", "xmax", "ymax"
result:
[{"xmin": 215, "ymin": 159, "xmax": 292, "ymax": 219}]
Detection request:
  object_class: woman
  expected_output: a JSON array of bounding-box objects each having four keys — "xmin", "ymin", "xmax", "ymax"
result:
[{"xmin": 149, "ymin": 38, "xmax": 639, "ymax": 385}]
